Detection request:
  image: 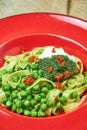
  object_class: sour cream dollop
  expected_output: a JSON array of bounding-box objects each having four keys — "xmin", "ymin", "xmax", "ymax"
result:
[{"xmin": 39, "ymin": 46, "xmax": 75, "ymax": 61}]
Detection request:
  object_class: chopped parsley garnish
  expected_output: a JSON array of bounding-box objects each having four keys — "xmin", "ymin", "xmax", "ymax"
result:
[{"xmin": 36, "ymin": 55, "xmax": 79, "ymax": 81}]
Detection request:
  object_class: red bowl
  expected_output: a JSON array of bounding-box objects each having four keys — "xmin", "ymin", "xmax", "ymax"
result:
[{"xmin": 0, "ymin": 13, "xmax": 87, "ymax": 130}]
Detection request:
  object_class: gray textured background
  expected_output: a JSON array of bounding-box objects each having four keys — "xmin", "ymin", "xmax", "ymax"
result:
[{"xmin": 0, "ymin": 0, "xmax": 87, "ymax": 20}]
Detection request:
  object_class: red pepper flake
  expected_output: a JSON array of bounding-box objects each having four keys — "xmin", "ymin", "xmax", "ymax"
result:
[
  {"xmin": 57, "ymin": 56, "xmax": 63, "ymax": 63},
  {"xmin": 54, "ymin": 82, "xmax": 63, "ymax": 90},
  {"xmin": 54, "ymin": 97, "xmax": 59, "ymax": 103},
  {"xmin": 47, "ymin": 67, "xmax": 53, "ymax": 73},
  {"xmin": 65, "ymin": 71, "xmax": 71, "ymax": 78},
  {"xmin": 61, "ymin": 61, "xmax": 66, "ymax": 66},
  {"xmin": 77, "ymin": 61, "xmax": 81, "ymax": 68},
  {"xmin": 24, "ymin": 75, "xmax": 34, "ymax": 85},
  {"xmin": 55, "ymin": 74, "xmax": 63, "ymax": 81},
  {"xmin": 52, "ymin": 47, "xmax": 56, "ymax": 53},
  {"xmin": 25, "ymin": 53, "xmax": 30, "ymax": 56},
  {"xmin": 74, "ymin": 68, "xmax": 79, "ymax": 74},
  {"xmin": 29, "ymin": 56, "xmax": 35, "ymax": 63}
]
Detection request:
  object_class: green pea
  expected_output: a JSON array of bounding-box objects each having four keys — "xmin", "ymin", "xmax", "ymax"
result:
[
  {"xmin": 12, "ymin": 76, "xmax": 19, "ymax": 82},
  {"xmin": 2, "ymin": 84, "xmax": 10, "ymax": 91},
  {"xmin": 26, "ymin": 89, "xmax": 32, "ymax": 95},
  {"xmin": 30, "ymin": 64, "xmax": 37, "ymax": 70},
  {"xmin": 27, "ymin": 95, "xmax": 33, "ymax": 100},
  {"xmin": 20, "ymin": 90, "xmax": 27, "ymax": 97},
  {"xmin": 46, "ymin": 83, "xmax": 53, "ymax": 90},
  {"xmin": 39, "ymin": 49, "xmax": 44, "ymax": 54},
  {"xmin": 11, "ymin": 91, "xmax": 17, "ymax": 98},
  {"xmin": 71, "ymin": 91, "xmax": 78, "ymax": 99},
  {"xmin": 19, "ymin": 82, "xmax": 26, "ymax": 89},
  {"xmin": 16, "ymin": 108, "xmax": 23, "ymax": 114},
  {"xmin": 31, "ymin": 99, "xmax": 37, "ymax": 106},
  {"xmin": 13, "ymin": 98, "xmax": 19, "ymax": 103},
  {"xmin": 0, "ymin": 75, "xmax": 2, "ymax": 82},
  {"xmin": 31, "ymin": 110, "xmax": 38, "ymax": 117},
  {"xmin": 15, "ymin": 99, "xmax": 22, "ymax": 107},
  {"xmin": 6, "ymin": 100, "xmax": 12, "ymax": 108},
  {"xmin": 41, "ymin": 87, "xmax": 48, "ymax": 93},
  {"xmin": 9, "ymin": 68, "xmax": 14, "ymax": 74},
  {"xmin": 32, "ymin": 72, "xmax": 38, "ymax": 79},
  {"xmin": 56, "ymin": 102, "xmax": 63, "ymax": 109},
  {"xmin": 38, "ymin": 110, "xmax": 45, "ymax": 117},
  {"xmin": 34, "ymin": 95, "xmax": 41, "ymax": 102},
  {"xmin": 41, "ymin": 98, "xmax": 47, "ymax": 103},
  {"xmin": 27, "ymin": 63, "xmax": 30, "ymax": 69},
  {"xmin": 5, "ymin": 91, "xmax": 11, "ymax": 97},
  {"xmin": 13, "ymin": 90, "xmax": 19, "ymax": 94},
  {"xmin": 23, "ymin": 100, "xmax": 31, "ymax": 107},
  {"xmin": 24, "ymin": 110, "xmax": 31, "ymax": 116},
  {"xmin": 59, "ymin": 96, "xmax": 66, "ymax": 103},
  {"xmin": 28, "ymin": 106, "xmax": 32, "ymax": 111},
  {"xmin": 1, "ymin": 96, "xmax": 8, "ymax": 104},
  {"xmin": 47, "ymin": 100, "xmax": 54, "ymax": 107},
  {"xmin": 40, "ymin": 103, "xmax": 47, "ymax": 111},
  {"xmin": 2, "ymin": 69, "xmax": 7, "ymax": 74},
  {"xmin": 33, "ymin": 85, "xmax": 40, "ymax": 91},
  {"xmin": 8, "ymin": 96, "xmax": 13, "ymax": 101},
  {"xmin": 12, "ymin": 104, "xmax": 16, "ymax": 111},
  {"xmin": 40, "ymin": 93, "xmax": 46, "ymax": 98},
  {"xmin": 37, "ymin": 75, "xmax": 42, "ymax": 79}
]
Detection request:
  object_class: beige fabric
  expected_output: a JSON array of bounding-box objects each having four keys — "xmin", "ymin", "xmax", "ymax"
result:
[{"xmin": 0, "ymin": 0, "xmax": 87, "ymax": 20}]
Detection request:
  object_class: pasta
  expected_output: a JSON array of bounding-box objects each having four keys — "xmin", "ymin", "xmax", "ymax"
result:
[{"xmin": 0, "ymin": 46, "xmax": 87, "ymax": 117}]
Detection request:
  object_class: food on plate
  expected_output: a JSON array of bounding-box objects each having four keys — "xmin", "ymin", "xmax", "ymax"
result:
[{"xmin": 0, "ymin": 46, "xmax": 87, "ymax": 117}]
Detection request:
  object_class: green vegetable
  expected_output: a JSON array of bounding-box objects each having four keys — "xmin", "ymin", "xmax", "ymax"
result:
[
  {"xmin": 26, "ymin": 89, "xmax": 32, "ymax": 95},
  {"xmin": 40, "ymin": 103, "xmax": 47, "ymax": 111},
  {"xmin": 2, "ymin": 69, "xmax": 7, "ymax": 74},
  {"xmin": 41, "ymin": 98, "xmax": 47, "ymax": 103},
  {"xmin": 12, "ymin": 76, "xmax": 19, "ymax": 82},
  {"xmin": 5, "ymin": 91, "xmax": 11, "ymax": 97},
  {"xmin": 39, "ymin": 48, "xmax": 44, "ymax": 54},
  {"xmin": 23, "ymin": 100, "xmax": 31, "ymax": 107},
  {"xmin": 56, "ymin": 102, "xmax": 63, "ymax": 108},
  {"xmin": 27, "ymin": 95, "xmax": 33, "ymax": 100},
  {"xmin": 11, "ymin": 91, "xmax": 17, "ymax": 98},
  {"xmin": 36, "ymin": 55, "xmax": 79, "ymax": 81},
  {"xmin": 40, "ymin": 93, "xmax": 46, "ymax": 98},
  {"xmin": 8, "ymin": 68, "xmax": 14, "ymax": 74},
  {"xmin": 45, "ymin": 83, "xmax": 53, "ymax": 90},
  {"xmin": 33, "ymin": 85, "xmax": 40, "ymax": 91},
  {"xmin": 24, "ymin": 110, "xmax": 31, "ymax": 116},
  {"xmin": 19, "ymin": 82, "xmax": 27, "ymax": 89},
  {"xmin": 47, "ymin": 100, "xmax": 54, "ymax": 107},
  {"xmin": 1, "ymin": 96, "xmax": 8, "ymax": 104},
  {"xmin": 2, "ymin": 84, "xmax": 11, "ymax": 91},
  {"xmin": 71, "ymin": 91, "xmax": 78, "ymax": 99},
  {"xmin": 34, "ymin": 94, "xmax": 41, "ymax": 102},
  {"xmin": 41, "ymin": 87, "xmax": 48, "ymax": 93},
  {"xmin": 20, "ymin": 90, "xmax": 27, "ymax": 97},
  {"xmin": 31, "ymin": 110, "xmax": 38, "ymax": 117},
  {"xmin": 15, "ymin": 99, "xmax": 22, "ymax": 107},
  {"xmin": 16, "ymin": 108, "xmax": 23, "ymax": 114},
  {"xmin": 12, "ymin": 104, "xmax": 16, "ymax": 111},
  {"xmin": 59, "ymin": 96, "xmax": 66, "ymax": 103},
  {"xmin": 31, "ymin": 99, "xmax": 37, "ymax": 106},
  {"xmin": 6, "ymin": 100, "xmax": 12, "ymax": 108},
  {"xmin": 38, "ymin": 110, "xmax": 45, "ymax": 117}
]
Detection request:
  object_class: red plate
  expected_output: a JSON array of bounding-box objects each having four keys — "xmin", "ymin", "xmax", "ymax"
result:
[{"xmin": 0, "ymin": 13, "xmax": 87, "ymax": 130}]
